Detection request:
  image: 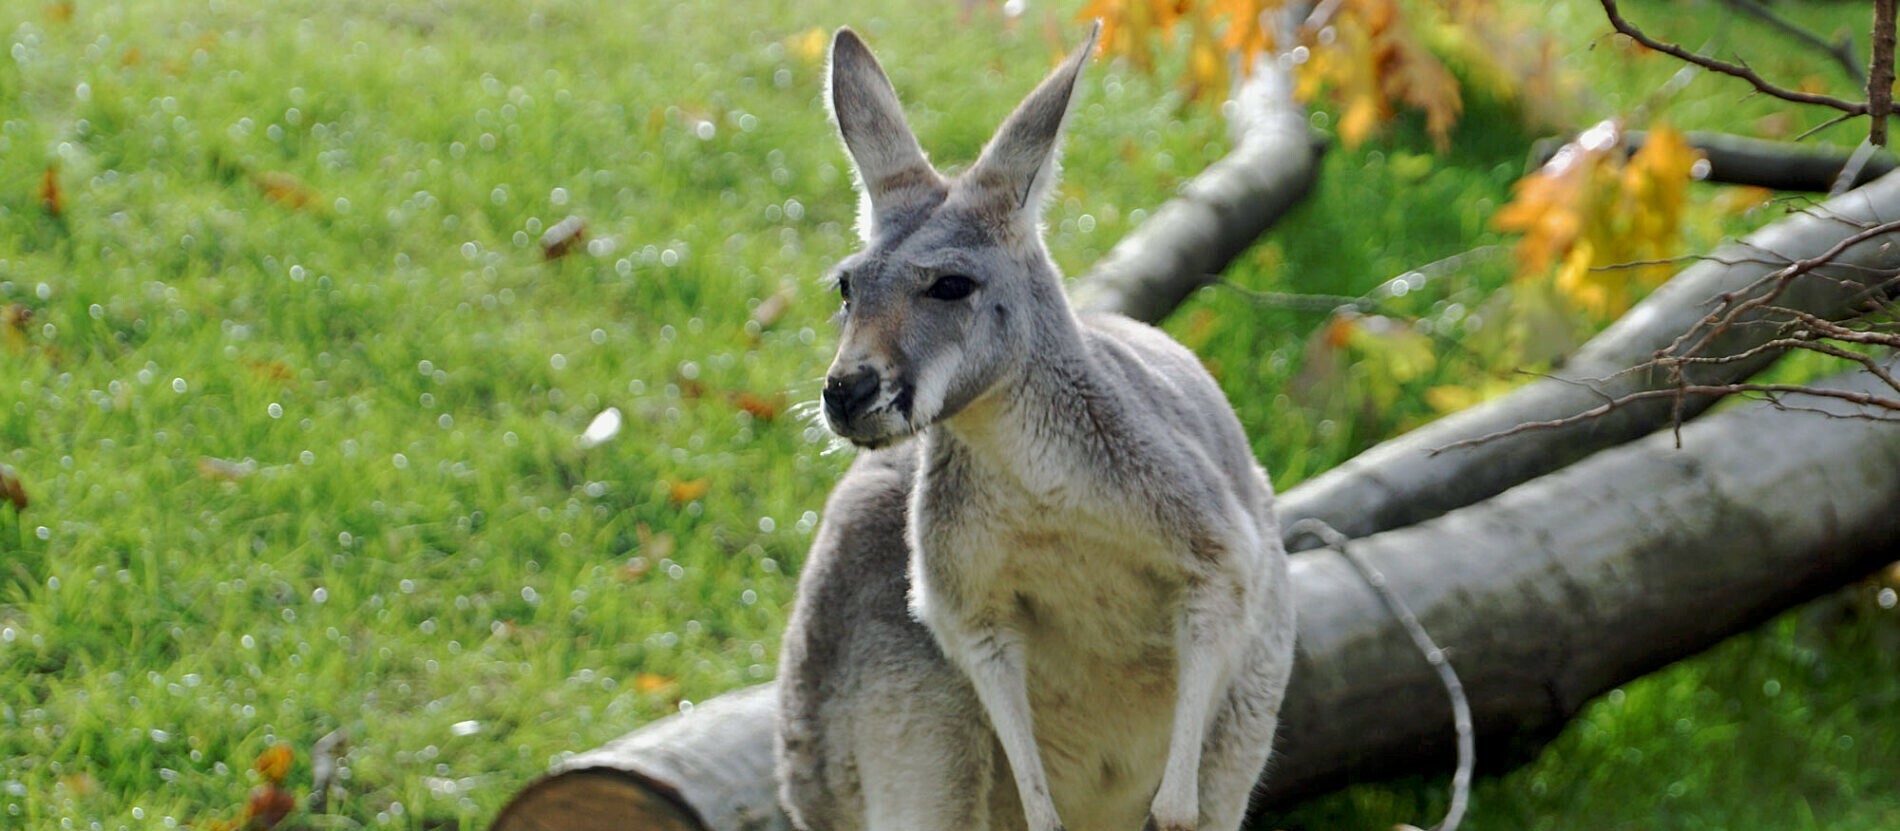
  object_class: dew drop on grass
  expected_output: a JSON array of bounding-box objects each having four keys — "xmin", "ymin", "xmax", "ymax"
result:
[
  {"xmin": 268, "ymin": 402, "xmax": 282, "ymax": 418},
  {"xmin": 312, "ymin": 587, "xmax": 327, "ymax": 604},
  {"xmin": 392, "ymin": 453, "xmax": 408, "ymax": 469},
  {"xmin": 171, "ymin": 377, "xmax": 187, "ymax": 393},
  {"xmin": 241, "ymin": 634, "xmax": 254, "ymax": 649},
  {"xmin": 1879, "ymin": 588, "xmax": 1897, "ymax": 609}
]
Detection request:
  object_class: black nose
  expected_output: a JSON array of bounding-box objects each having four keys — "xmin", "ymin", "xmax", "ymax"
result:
[{"xmin": 822, "ymin": 369, "xmax": 881, "ymax": 423}]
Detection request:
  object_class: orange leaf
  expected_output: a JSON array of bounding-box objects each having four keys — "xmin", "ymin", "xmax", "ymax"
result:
[
  {"xmin": 730, "ymin": 391, "xmax": 784, "ymax": 421},
  {"xmin": 38, "ymin": 164, "xmax": 63, "ymax": 217},
  {"xmin": 250, "ymin": 171, "xmax": 320, "ymax": 211},
  {"xmin": 252, "ymin": 743, "xmax": 293, "ymax": 784},
  {"xmin": 667, "ymin": 478, "xmax": 710, "ymax": 505},
  {"xmin": 634, "ymin": 672, "xmax": 677, "ymax": 694}
]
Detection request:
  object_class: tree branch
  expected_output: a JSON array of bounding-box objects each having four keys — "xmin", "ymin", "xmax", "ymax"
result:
[
  {"xmin": 1598, "ymin": 0, "xmax": 1868, "ymax": 117},
  {"xmin": 1869, "ymin": 0, "xmax": 1897, "ymax": 146}
]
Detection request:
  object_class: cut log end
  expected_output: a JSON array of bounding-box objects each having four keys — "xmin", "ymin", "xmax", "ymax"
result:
[{"xmin": 492, "ymin": 769, "xmax": 707, "ymax": 831}]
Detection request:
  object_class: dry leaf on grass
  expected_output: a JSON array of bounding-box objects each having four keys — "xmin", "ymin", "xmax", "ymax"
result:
[
  {"xmin": 38, "ymin": 164, "xmax": 63, "ymax": 217},
  {"xmin": 2, "ymin": 464, "xmax": 31, "ymax": 511},
  {"xmin": 540, "ymin": 215, "xmax": 587, "ymax": 260}
]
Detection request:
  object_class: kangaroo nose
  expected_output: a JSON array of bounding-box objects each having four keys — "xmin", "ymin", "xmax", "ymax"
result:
[{"xmin": 823, "ymin": 369, "xmax": 882, "ymax": 423}]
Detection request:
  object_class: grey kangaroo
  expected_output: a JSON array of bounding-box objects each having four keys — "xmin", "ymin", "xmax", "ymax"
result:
[{"xmin": 776, "ymin": 24, "xmax": 1295, "ymax": 831}]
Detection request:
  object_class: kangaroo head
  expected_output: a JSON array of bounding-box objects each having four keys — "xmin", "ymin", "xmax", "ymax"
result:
[{"xmin": 819, "ymin": 24, "xmax": 1099, "ymax": 449}]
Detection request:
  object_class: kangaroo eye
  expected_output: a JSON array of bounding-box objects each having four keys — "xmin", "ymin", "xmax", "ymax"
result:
[
  {"xmin": 924, "ymin": 274, "xmax": 977, "ymax": 301},
  {"xmin": 837, "ymin": 275, "xmax": 852, "ymax": 303}
]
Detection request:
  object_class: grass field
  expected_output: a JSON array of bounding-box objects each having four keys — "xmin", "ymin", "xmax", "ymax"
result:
[{"xmin": 2, "ymin": 0, "xmax": 1897, "ymax": 829}]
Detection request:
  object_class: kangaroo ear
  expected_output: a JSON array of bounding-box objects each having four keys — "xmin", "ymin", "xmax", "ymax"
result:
[
  {"xmin": 828, "ymin": 28, "xmax": 937, "ymax": 237},
  {"xmin": 968, "ymin": 22, "xmax": 1100, "ymax": 226}
]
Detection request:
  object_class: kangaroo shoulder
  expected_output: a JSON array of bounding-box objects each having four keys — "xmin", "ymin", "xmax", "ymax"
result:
[{"xmin": 1077, "ymin": 313, "xmax": 1228, "ymax": 411}]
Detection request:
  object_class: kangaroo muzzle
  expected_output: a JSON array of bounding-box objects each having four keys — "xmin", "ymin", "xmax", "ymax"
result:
[{"xmin": 822, "ymin": 368, "xmax": 882, "ymax": 424}]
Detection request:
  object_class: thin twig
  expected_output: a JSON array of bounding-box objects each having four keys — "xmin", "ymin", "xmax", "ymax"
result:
[
  {"xmin": 1432, "ymin": 382, "xmax": 1900, "ymax": 453},
  {"xmin": 1216, "ymin": 246, "xmax": 1506, "ymax": 313},
  {"xmin": 1765, "ymin": 305, "xmax": 1900, "ymax": 346},
  {"xmin": 1718, "ymin": 0, "xmax": 1866, "ymax": 85},
  {"xmin": 1598, "ymin": 0, "xmax": 1868, "ymax": 116},
  {"xmin": 1667, "ymin": 218, "xmax": 1900, "ymax": 360},
  {"xmin": 1832, "ymin": 140, "xmax": 1881, "ymax": 196},
  {"xmin": 1796, "ymin": 110, "xmax": 1864, "ymax": 142},
  {"xmin": 1215, "ymin": 282, "xmax": 1374, "ymax": 313},
  {"xmin": 1287, "ymin": 519, "xmax": 1472, "ymax": 831},
  {"xmin": 1655, "ymin": 336, "xmax": 1900, "ymax": 394}
]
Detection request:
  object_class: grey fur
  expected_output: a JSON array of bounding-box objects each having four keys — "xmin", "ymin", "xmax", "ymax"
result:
[{"xmin": 778, "ymin": 25, "xmax": 1294, "ymax": 831}]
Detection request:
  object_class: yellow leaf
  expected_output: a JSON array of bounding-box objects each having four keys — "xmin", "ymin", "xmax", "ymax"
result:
[
  {"xmin": 787, "ymin": 27, "xmax": 827, "ymax": 64},
  {"xmin": 634, "ymin": 672, "xmax": 678, "ymax": 694},
  {"xmin": 252, "ymin": 743, "xmax": 294, "ymax": 784},
  {"xmin": 667, "ymin": 478, "xmax": 710, "ymax": 505},
  {"xmin": 1424, "ymin": 377, "xmax": 1516, "ymax": 414},
  {"xmin": 38, "ymin": 164, "xmax": 63, "ymax": 217}
]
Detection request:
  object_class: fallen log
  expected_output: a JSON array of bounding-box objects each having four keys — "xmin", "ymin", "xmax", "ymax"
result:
[
  {"xmin": 1528, "ymin": 130, "xmax": 1896, "ymax": 192},
  {"xmin": 493, "ymin": 364, "xmax": 1900, "ymax": 830},
  {"xmin": 1276, "ymin": 168, "xmax": 1900, "ymax": 545}
]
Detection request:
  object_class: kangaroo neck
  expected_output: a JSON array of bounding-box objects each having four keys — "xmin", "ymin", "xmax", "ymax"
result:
[{"xmin": 928, "ymin": 304, "xmax": 1123, "ymax": 496}]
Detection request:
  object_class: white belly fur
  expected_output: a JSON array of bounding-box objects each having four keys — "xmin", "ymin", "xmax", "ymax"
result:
[{"xmin": 921, "ymin": 506, "xmax": 1186, "ymax": 830}]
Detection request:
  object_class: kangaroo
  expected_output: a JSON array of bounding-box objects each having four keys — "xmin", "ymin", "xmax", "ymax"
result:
[{"xmin": 775, "ymin": 24, "xmax": 1295, "ymax": 831}]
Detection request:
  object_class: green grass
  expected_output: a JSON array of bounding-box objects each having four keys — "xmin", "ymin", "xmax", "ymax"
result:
[{"xmin": 1, "ymin": 0, "xmax": 1895, "ymax": 829}]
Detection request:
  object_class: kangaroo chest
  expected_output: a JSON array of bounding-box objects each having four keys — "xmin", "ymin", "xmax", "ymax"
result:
[
  {"xmin": 914, "ymin": 478, "xmax": 1184, "ymax": 657},
  {"xmin": 910, "ymin": 463, "xmax": 1186, "ymax": 826}
]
